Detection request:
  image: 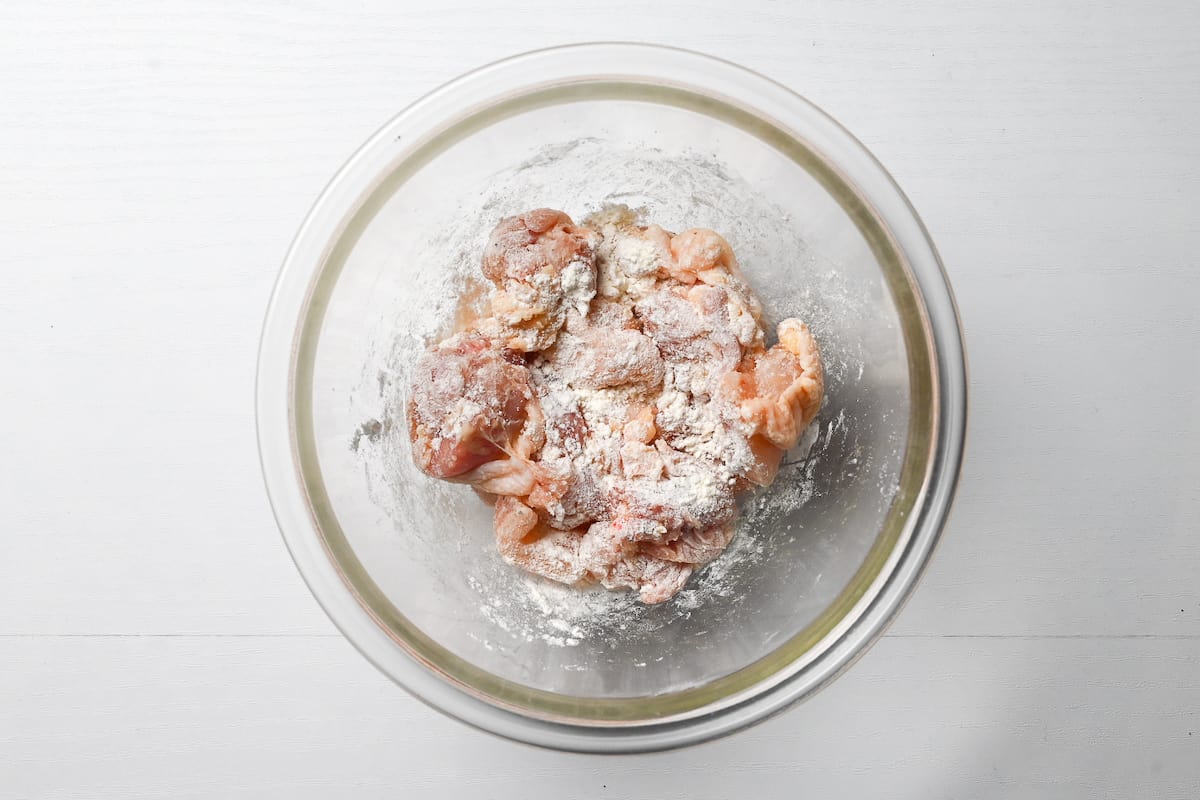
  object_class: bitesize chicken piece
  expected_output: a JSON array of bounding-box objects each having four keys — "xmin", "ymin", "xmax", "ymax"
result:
[
  {"xmin": 642, "ymin": 523, "xmax": 736, "ymax": 566},
  {"xmin": 479, "ymin": 208, "xmax": 600, "ymax": 353},
  {"xmin": 602, "ymin": 554, "xmax": 694, "ymax": 605},
  {"xmin": 729, "ymin": 319, "xmax": 824, "ymax": 450},
  {"xmin": 493, "ymin": 496, "xmax": 587, "ymax": 586},
  {"xmin": 407, "ymin": 331, "xmax": 543, "ymax": 490}
]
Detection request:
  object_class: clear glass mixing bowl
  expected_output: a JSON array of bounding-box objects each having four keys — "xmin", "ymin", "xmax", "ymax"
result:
[{"xmin": 256, "ymin": 43, "xmax": 966, "ymax": 752}]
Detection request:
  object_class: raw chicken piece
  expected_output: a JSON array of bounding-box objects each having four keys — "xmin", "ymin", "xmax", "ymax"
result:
[
  {"xmin": 541, "ymin": 325, "xmax": 664, "ymax": 392},
  {"xmin": 611, "ymin": 468, "xmax": 737, "ymax": 538},
  {"xmin": 668, "ymin": 228, "xmax": 763, "ymax": 338},
  {"xmin": 634, "ymin": 284, "xmax": 742, "ymax": 376},
  {"xmin": 566, "ymin": 296, "xmax": 637, "ymax": 333},
  {"xmin": 527, "ymin": 466, "xmax": 607, "ymax": 531},
  {"xmin": 620, "ymin": 440, "xmax": 666, "ymax": 480},
  {"xmin": 734, "ymin": 319, "xmax": 824, "ymax": 449},
  {"xmin": 667, "ymin": 227, "xmax": 736, "ymax": 282},
  {"xmin": 572, "ymin": 326, "xmax": 665, "ymax": 391},
  {"xmin": 586, "ymin": 206, "xmax": 673, "ymax": 301},
  {"xmin": 407, "ymin": 330, "xmax": 539, "ymax": 479},
  {"xmin": 572, "ymin": 518, "xmax": 694, "ymax": 604},
  {"xmin": 634, "ymin": 288, "xmax": 707, "ymax": 360},
  {"xmin": 643, "ymin": 523, "xmax": 736, "ymax": 566},
  {"xmin": 622, "ymin": 405, "xmax": 657, "ymax": 444},
  {"xmin": 493, "ymin": 496, "xmax": 587, "ymax": 585},
  {"xmin": 602, "ymin": 554, "xmax": 693, "ymax": 605},
  {"xmin": 480, "ymin": 209, "xmax": 600, "ymax": 352},
  {"xmin": 741, "ymin": 434, "xmax": 786, "ymax": 487},
  {"xmin": 577, "ymin": 518, "xmax": 666, "ymax": 577}
]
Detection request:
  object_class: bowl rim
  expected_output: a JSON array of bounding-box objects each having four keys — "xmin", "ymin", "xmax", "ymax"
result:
[{"xmin": 256, "ymin": 41, "xmax": 967, "ymax": 753}]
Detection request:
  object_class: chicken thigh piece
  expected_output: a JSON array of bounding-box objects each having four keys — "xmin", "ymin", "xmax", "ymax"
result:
[
  {"xmin": 735, "ymin": 319, "xmax": 824, "ymax": 450},
  {"xmin": 407, "ymin": 330, "xmax": 541, "ymax": 481},
  {"xmin": 480, "ymin": 209, "xmax": 600, "ymax": 353},
  {"xmin": 493, "ymin": 496, "xmax": 588, "ymax": 586}
]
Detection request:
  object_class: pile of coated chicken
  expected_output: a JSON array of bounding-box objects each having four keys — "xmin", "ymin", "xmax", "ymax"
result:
[{"xmin": 408, "ymin": 207, "xmax": 822, "ymax": 603}]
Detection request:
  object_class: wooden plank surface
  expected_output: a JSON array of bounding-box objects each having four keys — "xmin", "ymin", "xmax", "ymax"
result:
[{"xmin": 1, "ymin": 0, "xmax": 1197, "ymax": 795}]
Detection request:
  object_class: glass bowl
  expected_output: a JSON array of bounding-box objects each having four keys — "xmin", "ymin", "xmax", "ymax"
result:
[{"xmin": 256, "ymin": 43, "xmax": 966, "ymax": 752}]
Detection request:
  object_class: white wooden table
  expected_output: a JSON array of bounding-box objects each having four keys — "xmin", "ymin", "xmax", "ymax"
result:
[{"xmin": 3, "ymin": 2, "xmax": 1197, "ymax": 796}]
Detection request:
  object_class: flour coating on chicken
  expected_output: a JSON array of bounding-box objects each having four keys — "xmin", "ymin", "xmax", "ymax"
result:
[{"xmin": 408, "ymin": 207, "xmax": 823, "ymax": 603}]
